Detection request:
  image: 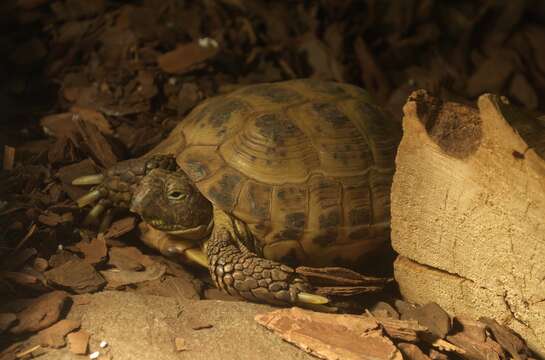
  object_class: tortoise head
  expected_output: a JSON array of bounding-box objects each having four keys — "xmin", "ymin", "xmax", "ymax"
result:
[{"xmin": 130, "ymin": 168, "xmax": 213, "ymax": 238}]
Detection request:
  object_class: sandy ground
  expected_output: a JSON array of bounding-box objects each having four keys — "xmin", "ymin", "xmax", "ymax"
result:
[{"xmin": 42, "ymin": 291, "xmax": 314, "ymax": 360}]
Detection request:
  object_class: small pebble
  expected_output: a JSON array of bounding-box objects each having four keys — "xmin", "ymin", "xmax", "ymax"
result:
[
  {"xmin": 89, "ymin": 351, "xmax": 100, "ymax": 359},
  {"xmin": 198, "ymin": 37, "xmax": 219, "ymax": 48},
  {"xmin": 100, "ymin": 340, "xmax": 108, "ymax": 348}
]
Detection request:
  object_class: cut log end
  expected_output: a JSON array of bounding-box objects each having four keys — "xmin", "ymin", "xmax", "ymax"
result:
[{"xmin": 392, "ymin": 90, "xmax": 545, "ymax": 357}]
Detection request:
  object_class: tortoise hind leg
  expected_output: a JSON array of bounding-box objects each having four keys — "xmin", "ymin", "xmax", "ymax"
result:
[{"xmin": 207, "ymin": 209, "xmax": 328, "ymax": 306}]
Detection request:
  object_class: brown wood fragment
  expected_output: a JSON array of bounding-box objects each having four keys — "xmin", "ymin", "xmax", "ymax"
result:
[
  {"xmin": 67, "ymin": 330, "xmax": 90, "ymax": 355},
  {"xmin": 56, "ymin": 159, "xmax": 99, "ymax": 202},
  {"xmin": 44, "ymin": 259, "xmax": 106, "ymax": 294},
  {"xmin": 400, "ymin": 302, "xmax": 451, "ymax": 339},
  {"xmin": 175, "ymin": 337, "xmax": 187, "ymax": 352},
  {"xmin": 3, "ymin": 146, "xmax": 15, "ymax": 171},
  {"xmin": 36, "ymin": 319, "xmax": 81, "ymax": 348},
  {"xmin": 447, "ymin": 332, "xmax": 505, "ymax": 360},
  {"xmin": 256, "ymin": 307, "xmax": 402, "ymax": 360},
  {"xmin": 158, "ymin": 42, "xmax": 218, "ymax": 75},
  {"xmin": 104, "ymin": 217, "xmax": 136, "ymax": 239},
  {"xmin": 73, "ymin": 117, "xmax": 118, "ymax": 168},
  {"xmin": 365, "ymin": 310, "xmax": 427, "ymax": 343},
  {"xmin": 397, "ymin": 343, "xmax": 431, "ymax": 360},
  {"xmin": 479, "ymin": 317, "xmax": 533, "ymax": 360},
  {"xmin": 0, "ymin": 313, "xmax": 17, "ymax": 333},
  {"xmin": 9, "ymin": 291, "xmax": 70, "ymax": 334},
  {"xmin": 100, "ymin": 262, "xmax": 166, "ymax": 289},
  {"xmin": 371, "ymin": 301, "xmax": 400, "ymax": 319},
  {"xmin": 76, "ymin": 234, "xmax": 108, "ymax": 265}
]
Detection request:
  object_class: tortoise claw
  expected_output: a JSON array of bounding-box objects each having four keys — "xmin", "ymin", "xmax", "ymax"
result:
[
  {"xmin": 77, "ymin": 190, "xmax": 102, "ymax": 207},
  {"xmin": 72, "ymin": 174, "xmax": 105, "ymax": 186},
  {"xmin": 296, "ymin": 292, "xmax": 329, "ymax": 305},
  {"xmin": 83, "ymin": 203, "xmax": 106, "ymax": 226}
]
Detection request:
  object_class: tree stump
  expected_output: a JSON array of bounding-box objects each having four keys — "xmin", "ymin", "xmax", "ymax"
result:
[{"xmin": 391, "ymin": 90, "xmax": 545, "ymax": 357}]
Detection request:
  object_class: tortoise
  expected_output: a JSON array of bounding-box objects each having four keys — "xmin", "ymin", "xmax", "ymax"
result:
[{"xmin": 74, "ymin": 79, "xmax": 401, "ymax": 306}]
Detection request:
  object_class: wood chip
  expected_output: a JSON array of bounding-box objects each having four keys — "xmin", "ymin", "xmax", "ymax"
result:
[
  {"xmin": 73, "ymin": 117, "xmax": 118, "ymax": 168},
  {"xmin": 76, "ymin": 234, "xmax": 108, "ymax": 265},
  {"xmin": 9, "ymin": 291, "xmax": 70, "ymax": 334},
  {"xmin": 157, "ymin": 42, "xmax": 218, "ymax": 75},
  {"xmin": 0, "ymin": 313, "xmax": 17, "ymax": 333},
  {"xmin": 44, "ymin": 259, "xmax": 106, "ymax": 294},
  {"xmin": 256, "ymin": 307, "xmax": 402, "ymax": 360},
  {"xmin": 3, "ymin": 145, "xmax": 15, "ymax": 170},
  {"xmin": 67, "ymin": 330, "xmax": 90, "ymax": 355},
  {"xmin": 397, "ymin": 343, "xmax": 432, "ymax": 360},
  {"xmin": 36, "ymin": 319, "xmax": 81, "ymax": 348},
  {"xmin": 100, "ymin": 262, "xmax": 166, "ymax": 289},
  {"xmin": 104, "ymin": 217, "xmax": 136, "ymax": 239},
  {"xmin": 174, "ymin": 337, "xmax": 187, "ymax": 351}
]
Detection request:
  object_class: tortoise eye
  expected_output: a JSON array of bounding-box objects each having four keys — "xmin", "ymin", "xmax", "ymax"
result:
[{"xmin": 168, "ymin": 191, "xmax": 187, "ymax": 200}]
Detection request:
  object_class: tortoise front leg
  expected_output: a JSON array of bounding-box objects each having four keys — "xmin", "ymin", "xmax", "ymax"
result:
[{"xmin": 207, "ymin": 209, "xmax": 328, "ymax": 306}]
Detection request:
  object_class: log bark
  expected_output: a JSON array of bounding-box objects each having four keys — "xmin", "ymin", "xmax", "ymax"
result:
[{"xmin": 391, "ymin": 90, "xmax": 545, "ymax": 357}]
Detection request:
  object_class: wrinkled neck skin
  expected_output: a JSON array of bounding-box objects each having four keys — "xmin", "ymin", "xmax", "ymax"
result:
[{"xmin": 129, "ymin": 168, "xmax": 214, "ymax": 242}]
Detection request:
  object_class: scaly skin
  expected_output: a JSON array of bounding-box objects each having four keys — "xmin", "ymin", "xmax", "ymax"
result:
[
  {"xmin": 75, "ymin": 156, "xmax": 319, "ymax": 306},
  {"xmin": 93, "ymin": 155, "xmax": 177, "ymax": 208},
  {"xmin": 207, "ymin": 208, "xmax": 311, "ymax": 305}
]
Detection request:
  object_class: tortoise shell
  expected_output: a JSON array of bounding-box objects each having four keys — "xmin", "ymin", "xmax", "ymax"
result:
[{"xmin": 152, "ymin": 79, "xmax": 401, "ymax": 268}]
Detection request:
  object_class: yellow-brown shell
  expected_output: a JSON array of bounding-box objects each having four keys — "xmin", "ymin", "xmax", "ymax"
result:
[{"xmin": 153, "ymin": 79, "xmax": 401, "ymax": 268}]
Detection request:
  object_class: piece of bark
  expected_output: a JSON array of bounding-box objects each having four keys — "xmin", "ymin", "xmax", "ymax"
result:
[
  {"xmin": 397, "ymin": 343, "xmax": 431, "ymax": 360},
  {"xmin": 69, "ymin": 106, "xmax": 113, "ymax": 135},
  {"xmin": 49, "ymin": 250, "xmax": 80, "ymax": 268},
  {"xmin": 453, "ymin": 315, "xmax": 488, "ymax": 343},
  {"xmin": 73, "ymin": 118, "xmax": 118, "ymax": 168},
  {"xmin": 174, "ymin": 337, "xmax": 187, "ymax": 352},
  {"xmin": 108, "ymin": 247, "xmax": 145, "ymax": 271},
  {"xmin": 36, "ymin": 319, "xmax": 81, "ymax": 348},
  {"xmin": 3, "ymin": 247, "xmax": 37, "ymax": 270},
  {"xmin": 38, "ymin": 212, "xmax": 73, "ymax": 227},
  {"xmin": 67, "ymin": 330, "xmax": 89, "ymax": 354},
  {"xmin": 296, "ymin": 266, "xmax": 391, "ymax": 287},
  {"xmin": 56, "ymin": 159, "xmax": 99, "ymax": 202},
  {"xmin": 100, "ymin": 262, "xmax": 166, "ymax": 289},
  {"xmin": 391, "ymin": 90, "xmax": 545, "ymax": 357},
  {"xmin": 369, "ymin": 314, "xmax": 428, "ymax": 343},
  {"xmin": 10, "ymin": 291, "xmax": 70, "ymax": 334},
  {"xmin": 103, "ymin": 217, "xmax": 136, "ymax": 239},
  {"xmin": 479, "ymin": 317, "xmax": 533, "ymax": 360},
  {"xmin": 33, "ymin": 257, "xmax": 49, "ymax": 272},
  {"xmin": 3, "ymin": 145, "xmax": 15, "ymax": 170},
  {"xmin": 45, "ymin": 259, "xmax": 106, "ymax": 294},
  {"xmin": 75, "ymin": 234, "xmax": 107, "ymax": 265},
  {"xmin": 0, "ymin": 313, "xmax": 17, "ymax": 333},
  {"xmin": 401, "ymin": 302, "xmax": 451, "ymax": 339},
  {"xmin": 256, "ymin": 307, "xmax": 402, "ymax": 360},
  {"xmin": 370, "ymin": 302, "xmax": 400, "ymax": 319},
  {"xmin": 158, "ymin": 42, "xmax": 218, "ymax": 75},
  {"xmin": 429, "ymin": 349, "xmax": 449, "ymax": 360},
  {"xmin": 447, "ymin": 332, "xmax": 505, "ymax": 360}
]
